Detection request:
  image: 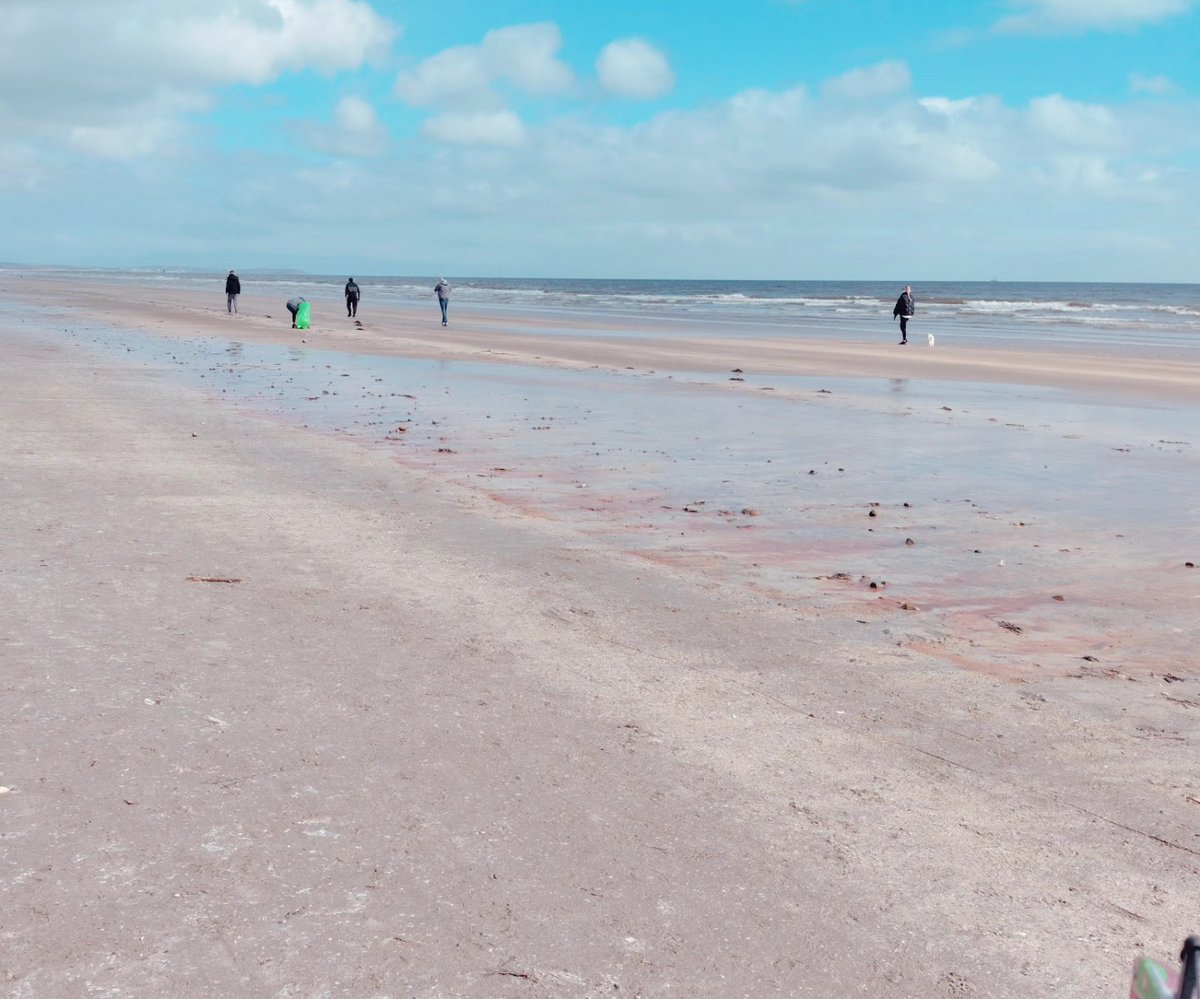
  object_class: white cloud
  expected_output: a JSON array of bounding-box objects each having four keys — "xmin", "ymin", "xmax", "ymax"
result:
[
  {"xmin": 335, "ymin": 96, "xmax": 383, "ymax": 136},
  {"xmin": 821, "ymin": 61, "xmax": 911, "ymax": 101},
  {"xmin": 1129, "ymin": 72, "xmax": 1179, "ymax": 95},
  {"xmin": 0, "ymin": 0, "xmax": 396, "ymax": 161},
  {"xmin": 1028, "ymin": 94, "xmax": 1118, "ymax": 148},
  {"xmin": 395, "ymin": 23, "xmax": 574, "ymax": 110},
  {"xmin": 995, "ymin": 0, "xmax": 1194, "ymax": 33},
  {"xmin": 483, "ymin": 23, "xmax": 576, "ymax": 97},
  {"xmin": 596, "ymin": 39, "xmax": 675, "ymax": 100},
  {"xmin": 423, "ymin": 110, "xmax": 526, "ymax": 147}
]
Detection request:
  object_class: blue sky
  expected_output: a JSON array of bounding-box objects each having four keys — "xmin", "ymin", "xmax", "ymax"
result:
[{"xmin": 1, "ymin": 0, "xmax": 1197, "ymax": 280}]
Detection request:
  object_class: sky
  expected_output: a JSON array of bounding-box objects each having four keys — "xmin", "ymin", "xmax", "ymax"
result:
[{"xmin": 1, "ymin": 0, "xmax": 1197, "ymax": 281}]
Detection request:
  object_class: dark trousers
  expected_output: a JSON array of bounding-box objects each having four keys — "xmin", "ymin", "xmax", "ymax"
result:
[
  {"xmin": 347, "ymin": 296, "xmax": 358, "ymax": 317},
  {"xmin": 439, "ymin": 298, "xmax": 448, "ymax": 324},
  {"xmin": 898, "ymin": 316, "xmax": 909, "ymax": 340}
]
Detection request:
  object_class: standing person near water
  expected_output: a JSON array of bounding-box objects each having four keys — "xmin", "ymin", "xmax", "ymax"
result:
[
  {"xmin": 345, "ymin": 278, "xmax": 360, "ymax": 317},
  {"xmin": 892, "ymin": 285, "xmax": 915, "ymax": 344},
  {"xmin": 225, "ymin": 270, "xmax": 241, "ymax": 314},
  {"xmin": 434, "ymin": 278, "xmax": 450, "ymax": 326}
]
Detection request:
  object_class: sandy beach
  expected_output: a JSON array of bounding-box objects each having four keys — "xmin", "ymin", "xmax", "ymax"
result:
[{"xmin": 2, "ymin": 273, "xmax": 1198, "ymax": 997}]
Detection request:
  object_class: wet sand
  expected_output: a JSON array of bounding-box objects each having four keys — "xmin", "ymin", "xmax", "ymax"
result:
[{"xmin": 2, "ymin": 274, "xmax": 1198, "ymax": 997}]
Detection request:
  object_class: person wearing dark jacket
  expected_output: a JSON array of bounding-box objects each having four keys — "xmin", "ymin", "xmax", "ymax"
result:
[
  {"xmin": 345, "ymin": 278, "xmax": 360, "ymax": 317},
  {"xmin": 892, "ymin": 286, "xmax": 915, "ymax": 344},
  {"xmin": 225, "ymin": 270, "xmax": 241, "ymax": 313}
]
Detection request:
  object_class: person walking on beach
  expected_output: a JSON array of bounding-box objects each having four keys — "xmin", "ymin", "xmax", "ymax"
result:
[
  {"xmin": 434, "ymin": 278, "xmax": 450, "ymax": 326},
  {"xmin": 225, "ymin": 270, "xmax": 241, "ymax": 314},
  {"xmin": 345, "ymin": 278, "xmax": 360, "ymax": 318},
  {"xmin": 892, "ymin": 285, "xmax": 915, "ymax": 344},
  {"xmin": 286, "ymin": 296, "xmax": 306, "ymax": 329}
]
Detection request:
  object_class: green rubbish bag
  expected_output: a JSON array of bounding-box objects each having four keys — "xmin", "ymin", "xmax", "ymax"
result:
[{"xmin": 296, "ymin": 301, "xmax": 311, "ymax": 329}]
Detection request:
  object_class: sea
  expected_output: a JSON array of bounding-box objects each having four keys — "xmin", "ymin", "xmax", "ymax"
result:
[{"xmin": 13, "ymin": 265, "xmax": 1200, "ymax": 352}]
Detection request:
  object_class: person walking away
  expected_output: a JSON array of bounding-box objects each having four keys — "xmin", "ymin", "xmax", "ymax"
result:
[
  {"xmin": 225, "ymin": 270, "xmax": 241, "ymax": 313},
  {"xmin": 286, "ymin": 297, "xmax": 307, "ymax": 329},
  {"xmin": 434, "ymin": 278, "xmax": 450, "ymax": 326},
  {"xmin": 892, "ymin": 285, "xmax": 915, "ymax": 344},
  {"xmin": 345, "ymin": 278, "xmax": 360, "ymax": 317}
]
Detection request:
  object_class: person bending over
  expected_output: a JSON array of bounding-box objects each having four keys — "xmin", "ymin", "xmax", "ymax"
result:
[{"xmin": 286, "ymin": 297, "xmax": 306, "ymax": 328}]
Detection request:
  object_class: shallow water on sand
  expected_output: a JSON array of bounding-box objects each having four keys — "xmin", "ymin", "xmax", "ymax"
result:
[{"xmin": 44, "ymin": 317, "xmax": 1200, "ymax": 680}]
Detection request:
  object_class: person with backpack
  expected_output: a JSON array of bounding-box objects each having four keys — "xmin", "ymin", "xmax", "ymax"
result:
[{"xmin": 345, "ymin": 278, "xmax": 360, "ymax": 318}]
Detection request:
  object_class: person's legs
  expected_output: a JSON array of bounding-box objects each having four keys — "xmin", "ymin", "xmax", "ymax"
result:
[
  {"xmin": 439, "ymin": 298, "xmax": 448, "ymax": 324},
  {"xmin": 288, "ymin": 308, "xmax": 297, "ymax": 328},
  {"xmin": 351, "ymin": 298, "xmax": 358, "ymax": 317},
  {"xmin": 227, "ymin": 293, "xmax": 236, "ymax": 314},
  {"xmin": 347, "ymin": 299, "xmax": 352, "ymax": 317},
  {"xmin": 899, "ymin": 317, "xmax": 908, "ymax": 343}
]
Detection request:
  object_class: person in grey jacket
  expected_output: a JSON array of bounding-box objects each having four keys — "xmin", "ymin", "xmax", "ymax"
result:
[
  {"xmin": 434, "ymin": 279, "xmax": 450, "ymax": 326},
  {"xmin": 286, "ymin": 297, "xmax": 306, "ymax": 328},
  {"xmin": 892, "ymin": 286, "xmax": 915, "ymax": 344}
]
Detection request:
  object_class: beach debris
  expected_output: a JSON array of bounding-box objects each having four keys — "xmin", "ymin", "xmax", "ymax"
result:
[
  {"xmin": 997, "ymin": 620, "xmax": 1023, "ymax": 633},
  {"xmin": 905, "ymin": 538, "xmax": 915, "ymax": 546},
  {"xmin": 740, "ymin": 508, "xmax": 759, "ymax": 516},
  {"xmin": 731, "ymin": 368, "xmax": 743, "ymax": 373},
  {"xmin": 869, "ymin": 580, "xmax": 887, "ymax": 589},
  {"xmin": 808, "ymin": 469, "xmax": 816, "ymax": 475},
  {"xmin": 1052, "ymin": 594, "xmax": 1065, "ymax": 601},
  {"xmin": 1081, "ymin": 655, "xmax": 1101, "ymax": 662},
  {"xmin": 1068, "ymin": 663, "xmax": 1125, "ymax": 680},
  {"xmin": 1186, "ymin": 561, "xmax": 1196, "ymax": 568},
  {"xmin": 941, "ymin": 406, "xmax": 952, "ymax": 411},
  {"xmin": 817, "ymin": 389, "xmax": 831, "ymax": 394},
  {"xmin": 0, "ymin": 787, "xmax": 10, "ymax": 795},
  {"xmin": 900, "ymin": 602, "xmax": 919, "ymax": 611},
  {"xmin": 436, "ymin": 447, "xmax": 455, "ymax": 454},
  {"xmin": 868, "ymin": 509, "xmax": 877, "ymax": 518},
  {"xmin": 729, "ymin": 376, "xmax": 744, "ymax": 381},
  {"xmin": 187, "ymin": 576, "xmax": 241, "ymax": 584},
  {"xmin": 903, "ymin": 502, "xmax": 911, "ymax": 507}
]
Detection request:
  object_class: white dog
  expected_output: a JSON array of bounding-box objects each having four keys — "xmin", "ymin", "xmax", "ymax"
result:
[{"xmin": 926, "ymin": 332, "xmax": 936, "ymax": 347}]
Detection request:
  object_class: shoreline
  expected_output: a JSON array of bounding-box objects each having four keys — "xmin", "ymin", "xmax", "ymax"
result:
[{"xmin": 6, "ymin": 273, "xmax": 1200, "ymax": 402}]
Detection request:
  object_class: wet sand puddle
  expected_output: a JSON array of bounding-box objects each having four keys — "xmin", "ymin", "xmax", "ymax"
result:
[{"xmin": 58, "ymin": 319, "xmax": 1200, "ymax": 682}]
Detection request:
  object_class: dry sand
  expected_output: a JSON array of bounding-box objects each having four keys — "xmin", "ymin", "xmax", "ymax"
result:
[{"xmin": 2, "ymin": 276, "xmax": 1198, "ymax": 997}]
